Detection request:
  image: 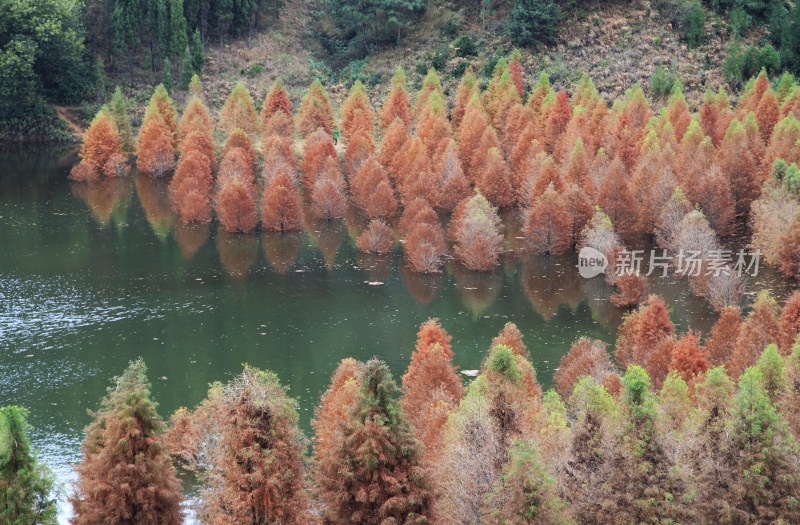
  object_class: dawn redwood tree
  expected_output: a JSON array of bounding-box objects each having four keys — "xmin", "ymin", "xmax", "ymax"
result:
[
  {"xmin": 70, "ymin": 358, "xmax": 183, "ymax": 525},
  {"xmin": 413, "ymin": 68, "xmax": 444, "ymax": 124},
  {"xmin": 109, "ymin": 87, "xmax": 134, "ymax": 155},
  {"xmin": 343, "ymin": 128, "xmax": 376, "ymax": 177},
  {"xmin": 491, "ymin": 322, "xmax": 529, "ymax": 359},
  {"xmin": 669, "ymin": 330, "xmax": 710, "ymax": 385},
  {"xmin": 554, "ymin": 337, "xmax": 618, "ymax": 397},
  {"xmin": 777, "ymin": 215, "xmax": 800, "ymax": 279},
  {"xmin": 297, "ymin": 79, "xmax": 335, "ymax": 137},
  {"xmin": 260, "ymin": 169, "xmax": 303, "ymax": 232},
  {"xmin": 450, "ymin": 190, "xmax": 504, "ymax": 271},
  {"xmin": 221, "ymin": 129, "xmax": 257, "ymax": 176},
  {"xmin": 523, "ymin": 183, "xmax": 570, "ymax": 255},
  {"xmin": 144, "ymin": 84, "xmax": 179, "ymax": 149},
  {"xmin": 350, "ymin": 156, "xmax": 396, "ymax": 219},
  {"xmin": 704, "ymin": 305, "xmax": 743, "ymax": 365},
  {"xmin": 778, "ymin": 291, "xmax": 800, "ymax": 354},
  {"xmin": 562, "ymin": 183, "xmax": 593, "ymax": 248},
  {"xmin": 614, "ymin": 294, "xmax": 675, "ymax": 376},
  {"xmin": 180, "ymin": 129, "xmax": 215, "ymax": 172},
  {"xmin": 508, "ymin": 49, "xmax": 524, "ymax": 98},
  {"xmin": 300, "ymin": 129, "xmax": 337, "ymax": 189},
  {"xmin": 215, "ymin": 178, "xmax": 258, "ymax": 233},
  {"xmin": 169, "ymin": 149, "xmax": 213, "ymax": 223},
  {"xmin": 196, "ymin": 366, "xmax": 313, "ymax": 524},
  {"xmin": 178, "ymin": 96, "xmax": 213, "ymax": 145},
  {"xmin": 544, "ymin": 91, "xmax": 571, "ymax": 156},
  {"xmin": 754, "ymin": 87, "xmax": 780, "ymax": 143},
  {"xmin": 341, "ymin": 80, "xmax": 375, "ymax": 143},
  {"xmin": 436, "ymin": 140, "xmax": 471, "ymax": 212},
  {"xmin": 260, "ymin": 80, "xmax": 293, "ymax": 124},
  {"xmin": 218, "ymin": 82, "xmax": 258, "ymax": 137},
  {"xmin": 477, "ymin": 147, "xmax": 515, "ymax": 209},
  {"xmin": 377, "ymin": 118, "xmax": 410, "ymax": 178},
  {"xmin": 716, "ymin": 119, "xmax": 760, "ymax": 219},
  {"xmin": 0, "ymin": 406, "xmax": 58, "ymax": 524},
  {"xmin": 596, "ymin": 157, "xmax": 636, "ymax": 241},
  {"xmin": 218, "ymin": 146, "xmax": 256, "ymax": 188},
  {"xmin": 458, "ymin": 94, "xmax": 489, "ymax": 182},
  {"xmin": 727, "ymin": 290, "xmax": 781, "ymax": 378},
  {"xmin": 311, "ymin": 159, "xmax": 347, "ymax": 220},
  {"xmin": 317, "ymin": 359, "xmax": 434, "ymax": 524},
  {"xmin": 136, "ymin": 116, "xmax": 175, "ymax": 178},
  {"xmin": 379, "ymin": 66, "xmax": 411, "ymax": 129},
  {"xmin": 80, "ymin": 110, "xmax": 122, "ymax": 175},
  {"xmin": 400, "ymin": 319, "xmax": 463, "ymax": 464},
  {"xmin": 405, "ymin": 219, "xmax": 447, "ymax": 274},
  {"xmin": 357, "ymin": 219, "xmax": 394, "ymax": 254}
]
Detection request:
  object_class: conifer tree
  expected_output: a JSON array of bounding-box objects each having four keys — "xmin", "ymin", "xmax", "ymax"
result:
[
  {"xmin": 317, "ymin": 359, "xmax": 434, "ymax": 524},
  {"xmin": 110, "ymin": 87, "xmax": 134, "ymax": 155},
  {"xmin": 163, "ymin": 57, "xmax": 172, "ymax": 94},
  {"xmin": 70, "ymin": 359, "xmax": 183, "ymax": 524},
  {"xmin": 297, "ymin": 79, "xmax": 335, "ymax": 137},
  {"xmin": 451, "ymin": 190, "xmax": 505, "ymax": 271},
  {"xmin": 81, "ymin": 110, "xmax": 123, "ymax": 175},
  {"xmin": 219, "ymin": 82, "xmax": 258, "ymax": 136},
  {"xmin": 0, "ymin": 406, "xmax": 58, "ymax": 524},
  {"xmin": 523, "ymin": 182, "xmax": 570, "ymax": 255},
  {"xmin": 379, "ymin": 66, "xmax": 411, "ymax": 129}
]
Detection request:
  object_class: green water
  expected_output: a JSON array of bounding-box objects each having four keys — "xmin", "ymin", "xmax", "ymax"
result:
[{"xmin": 1, "ymin": 146, "xmax": 795, "ymax": 520}]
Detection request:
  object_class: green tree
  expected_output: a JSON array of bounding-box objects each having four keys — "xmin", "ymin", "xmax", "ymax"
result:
[
  {"xmin": 507, "ymin": 0, "xmax": 560, "ymax": 47},
  {"xmin": 326, "ymin": 0, "xmax": 425, "ymax": 54},
  {"xmin": 685, "ymin": 1, "xmax": 706, "ymax": 49},
  {"xmin": 164, "ymin": 57, "xmax": 173, "ymax": 93},
  {"xmin": 0, "ymin": 406, "xmax": 58, "ymax": 524},
  {"xmin": 157, "ymin": 0, "xmax": 170, "ymax": 61},
  {"xmin": 191, "ymin": 29, "xmax": 204, "ymax": 73},
  {"xmin": 110, "ymin": 86, "xmax": 134, "ymax": 154},
  {"xmin": 170, "ymin": 0, "xmax": 189, "ymax": 58},
  {"xmin": 0, "ymin": 0, "xmax": 89, "ymax": 113},
  {"xmin": 181, "ymin": 46, "xmax": 193, "ymax": 89}
]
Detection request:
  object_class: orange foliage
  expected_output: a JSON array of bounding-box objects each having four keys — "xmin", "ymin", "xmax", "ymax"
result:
[
  {"xmin": 377, "ymin": 118, "xmax": 409, "ymax": 178},
  {"xmin": 218, "ymin": 147, "xmax": 255, "ymax": 188},
  {"xmin": 215, "ymin": 178, "xmax": 258, "ymax": 233},
  {"xmin": 597, "ymin": 157, "xmax": 636, "ymax": 242},
  {"xmin": 544, "ymin": 91, "xmax": 572, "ymax": 155},
  {"xmin": 562, "ymin": 183, "xmax": 593, "ymax": 247},
  {"xmin": 755, "ymin": 88, "xmax": 780, "ymax": 143},
  {"xmin": 398, "ymin": 197, "xmax": 437, "ymax": 235},
  {"xmin": 221, "ymin": 129, "xmax": 257, "ymax": 174},
  {"xmin": 102, "ymin": 153, "xmax": 130, "ymax": 178},
  {"xmin": 263, "ymin": 111, "xmax": 294, "ymax": 140},
  {"xmin": 357, "ymin": 219, "xmax": 394, "ymax": 254},
  {"xmin": 704, "ymin": 306, "xmax": 743, "ymax": 366},
  {"xmin": 401, "ymin": 319, "xmax": 463, "ymax": 463},
  {"xmin": 70, "ymin": 161, "xmax": 99, "ymax": 182},
  {"xmin": 260, "ymin": 80, "xmax": 293, "ymax": 123},
  {"xmin": 777, "ymin": 216, "xmax": 800, "ymax": 279},
  {"xmin": 311, "ymin": 164, "xmax": 347, "ymax": 220},
  {"xmin": 343, "ymin": 129, "xmax": 375, "ymax": 176},
  {"xmin": 178, "ymin": 96, "xmax": 212, "ymax": 144},
  {"xmin": 341, "ymin": 81, "xmax": 375, "ymax": 143},
  {"xmin": 615, "ymin": 294, "xmax": 675, "ymax": 371},
  {"xmin": 144, "ymin": 85, "xmax": 179, "ymax": 148},
  {"xmin": 696, "ymin": 169, "xmax": 736, "ymax": 237},
  {"xmin": 405, "ymin": 219, "xmax": 446, "ymax": 273},
  {"xmin": 611, "ymin": 272, "xmax": 647, "ymax": 308},
  {"xmin": 136, "ymin": 117, "xmax": 175, "ymax": 177},
  {"xmin": 218, "ymin": 82, "xmax": 258, "ymax": 136},
  {"xmin": 452, "ymin": 67, "xmax": 478, "ymax": 131},
  {"xmin": 260, "ymin": 169, "xmax": 303, "ymax": 232},
  {"xmin": 180, "ymin": 129, "xmax": 215, "ymax": 171},
  {"xmin": 451, "ymin": 191, "xmax": 504, "ymax": 271},
  {"xmin": 297, "ymin": 79, "xmax": 335, "ymax": 137},
  {"xmin": 350, "ymin": 156, "xmax": 397, "ymax": 220},
  {"xmin": 554, "ymin": 337, "xmax": 616, "ymax": 397},
  {"xmin": 81, "ymin": 112, "xmax": 122, "ymax": 173},
  {"xmin": 300, "ymin": 129, "xmax": 336, "ymax": 189},
  {"xmin": 726, "ymin": 291, "xmax": 780, "ymax": 378},
  {"xmin": 523, "ymin": 183, "xmax": 571, "ymax": 255},
  {"xmin": 261, "ymin": 135, "xmax": 296, "ymax": 185},
  {"xmin": 778, "ymin": 291, "xmax": 800, "ymax": 354},
  {"xmin": 379, "ymin": 80, "xmax": 411, "ymax": 129},
  {"xmin": 669, "ymin": 330, "xmax": 710, "ymax": 385},
  {"xmin": 509, "ymin": 53, "xmax": 524, "ymax": 98},
  {"xmin": 478, "ymin": 147, "xmax": 515, "ymax": 208},
  {"xmin": 169, "ymin": 150, "xmax": 213, "ymax": 223},
  {"xmin": 716, "ymin": 120, "xmax": 760, "ymax": 218},
  {"xmin": 458, "ymin": 97, "xmax": 488, "ymax": 181},
  {"xmin": 436, "ymin": 140, "xmax": 471, "ymax": 212},
  {"xmin": 491, "ymin": 322, "xmax": 528, "ymax": 359}
]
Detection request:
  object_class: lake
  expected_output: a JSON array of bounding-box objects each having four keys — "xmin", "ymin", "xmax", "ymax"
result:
[{"xmin": 1, "ymin": 145, "xmax": 795, "ymax": 521}]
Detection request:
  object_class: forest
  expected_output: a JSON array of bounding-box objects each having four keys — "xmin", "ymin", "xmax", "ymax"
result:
[{"xmin": 4, "ymin": 302, "xmax": 800, "ymax": 523}]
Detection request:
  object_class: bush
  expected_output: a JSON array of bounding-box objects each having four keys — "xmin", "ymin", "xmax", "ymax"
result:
[
  {"xmin": 758, "ymin": 43, "xmax": 781, "ymax": 72},
  {"xmin": 454, "ymin": 35, "xmax": 478, "ymax": 57},
  {"xmin": 650, "ymin": 65, "xmax": 676, "ymax": 98},
  {"xmin": 429, "ymin": 45, "xmax": 451, "ymax": 72},
  {"xmin": 451, "ymin": 60, "xmax": 470, "ymax": 79},
  {"xmin": 724, "ymin": 42, "xmax": 778, "ymax": 86},
  {"xmin": 685, "ymin": 1, "xmax": 706, "ymax": 48},
  {"xmin": 506, "ymin": 0, "xmax": 561, "ymax": 47},
  {"xmin": 728, "ymin": 5, "xmax": 750, "ymax": 36}
]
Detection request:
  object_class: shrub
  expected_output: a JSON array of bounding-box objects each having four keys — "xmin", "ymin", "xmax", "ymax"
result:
[
  {"xmin": 650, "ymin": 66, "xmax": 676, "ymax": 99},
  {"xmin": 685, "ymin": 1, "xmax": 706, "ymax": 49},
  {"xmin": 507, "ymin": 0, "xmax": 561, "ymax": 47},
  {"xmin": 453, "ymin": 35, "xmax": 477, "ymax": 58},
  {"xmin": 357, "ymin": 219, "xmax": 394, "ymax": 254}
]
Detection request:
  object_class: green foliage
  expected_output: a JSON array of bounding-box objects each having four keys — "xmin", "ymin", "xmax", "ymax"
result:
[
  {"xmin": 0, "ymin": 0, "xmax": 89, "ymax": 113},
  {"xmin": 240, "ymin": 63, "xmax": 265, "ymax": 77},
  {"xmin": 724, "ymin": 41, "xmax": 777, "ymax": 86},
  {"xmin": 771, "ymin": 158, "xmax": 800, "ymax": 196},
  {"xmin": 483, "ymin": 53, "xmax": 501, "ymax": 78},
  {"xmin": 191, "ymin": 29, "xmax": 204, "ymax": 74},
  {"xmin": 685, "ymin": 1, "xmax": 706, "ymax": 49},
  {"xmin": 728, "ymin": 5, "xmax": 751, "ymax": 36},
  {"xmin": 109, "ymin": 87, "xmax": 133, "ymax": 154},
  {"xmin": 507, "ymin": 0, "xmax": 561, "ymax": 47},
  {"xmin": 486, "ymin": 345, "xmax": 523, "ymax": 383},
  {"xmin": 454, "ymin": 34, "xmax": 478, "ymax": 57},
  {"xmin": 170, "ymin": 0, "xmax": 189, "ymax": 58},
  {"xmin": 755, "ymin": 344, "xmax": 787, "ymax": 403},
  {"xmin": 758, "ymin": 43, "xmax": 781, "ymax": 72},
  {"xmin": 163, "ymin": 57, "xmax": 173, "ymax": 94},
  {"xmin": 324, "ymin": 0, "xmax": 426, "ymax": 57},
  {"xmin": 181, "ymin": 46, "xmax": 193, "ymax": 89},
  {"xmin": 650, "ymin": 65, "xmax": 676, "ymax": 98},
  {"xmin": 0, "ymin": 406, "xmax": 58, "ymax": 524}
]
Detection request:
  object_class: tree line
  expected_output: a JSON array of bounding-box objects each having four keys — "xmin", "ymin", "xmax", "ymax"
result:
[
  {"xmin": 3, "ymin": 294, "xmax": 800, "ymax": 523},
  {"xmin": 71, "ymin": 61, "xmax": 800, "ymax": 312}
]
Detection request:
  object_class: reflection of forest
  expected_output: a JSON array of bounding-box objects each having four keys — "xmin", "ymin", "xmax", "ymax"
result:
[
  {"xmin": 356, "ymin": 253, "xmax": 393, "ymax": 283},
  {"xmin": 306, "ymin": 218, "xmax": 345, "ymax": 269},
  {"xmin": 216, "ymin": 231, "xmax": 258, "ymax": 278},
  {"xmin": 262, "ymin": 232, "xmax": 302, "ymax": 273},
  {"xmin": 449, "ymin": 262, "xmax": 502, "ymax": 317},
  {"xmin": 136, "ymin": 176, "xmax": 173, "ymax": 239},
  {"xmin": 173, "ymin": 222, "xmax": 209, "ymax": 259},
  {"xmin": 520, "ymin": 255, "xmax": 584, "ymax": 320},
  {"xmin": 71, "ymin": 178, "xmax": 132, "ymax": 227},
  {"xmin": 399, "ymin": 263, "xmax": 442, "ymax": 303}
]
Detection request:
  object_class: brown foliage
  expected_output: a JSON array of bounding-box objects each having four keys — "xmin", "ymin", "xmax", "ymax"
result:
[
  {"xmin": 81, "ymin": 112, "xmax": 122, "ymax": 173},
  {"xmin": 169, "ymin": 150, "xmax": 213, "ymax": 224},
  {"xmin": 136, "ymin": 117, "xmax": 175, "ymax": 177},
  {"xmin": 300, "ymin": 130, "xmax": 337, "ymax": 189},
  {"xmin": 343, "ymin": 129, "xmax": 375, "ymax": 176},
  {"xmin": 435, "ymin": 140, "xmax": 471, "ymax": 213},
  {"xmin": 70, "ymin": 360, "xmax": 183, "ymax": 525},
  {"xmin": 716, "ymin": 120, "xmax": 761, "ymax": 218},
  {"xmin": 379, "ymin": 82, "xmax": 411, "ymax": 129},
  {"xmin": 554, "ymin": 338, "xmax": 616, "ymax": 397},
  {"xmin": 263, "ymin": 111, "xmax": 295, "ymax": 140},
  {"xmin": 260, "ymin": 81, "xmax": 293, "ymax": 123},
  {"xmin": 726, "ymin": 291, "xmax": 780, "ymax": 378},
  {"xmin": 261, "ymin": 135, "xmax": 296, "ymax": 185},
  {"xmin": 523, "ymin": 183, "xmax": 571, "ymax": 255},
  {"xmin": 615, "ymin": 294, "xmax": 675, "ymax": 371},
  {"xmin": 297, "ymin": 80, "xmax": 335, "ymax": 137},
  {"xmin": 405, "ymin": 219, "xmax": 446, "ymax": 274},
  {"xmin": 755, "ymin": 88, "xmax": 780, "ymax": 143},
  {"xmin": 260, "ymin": 169, "xmax": 303, "ymax": 232},
  {"xmin": 401, "ymin": 319, "xmax": 463, "ymax": 463},
  {"xmin": 491, "ymin": 322, "xmax": 528, "ymax": 359},
  {"xmin": 310, "ymin": 163, "xmax": 347, "ymax": 220},
  {"xmin": 478, "ymin": 147, "xmax": 515, "ymax": 208},
  {"xmin": 451, "ymin": 191, "xmax": 505, "ymax": 271},
  {"xmin": 610, "ymin": 272, "xmax": 647, "ymax": 308},
  {"xmin": 357, "ymin": 219, "xmax": 393, "ymax": 254},
  {"xmin": 544, "ymin": 91, "xmax": 572, "ymax": 155},
  {"xmin": 777, "ymin": 215, "xmax": 800, "ymax": 278},
  {"xmin": 669, "ymin": 330, "xmax": 710, "ymax": 385},
  {"xmin": 180, "ymin": 129, "xmax": 215, "ymax": 171},
  {"xmin": 215, "ymin": 178, "xmax": 258, "ymax": 233},
  {"xmin": 350, "ymin": 156, "xmax": 397, "ymax": 219},
  {"xmin": 705, "ymin": 306, "xmax": 743, "ymax": 366},
  {"xmin": 70, "ymin": 161, "xmax": 99, "ymax": 182},
  {"xmin": 102, "ymin": 153, "xmax": 130, "ymax": 178},
  {"xmin": 178, "ymin": 96, "xmax": 212, "ymax": 144},
  {"xmin": 377, "ymin": 118, "xmax": 409, "ymax": 179},
  {"xmin": 597, "ymin": 157, "xmax": 636, "ymax": 241},
  {"xmin": 218, "ymin": 82, "xmax": 258, "ymax": 137}
]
